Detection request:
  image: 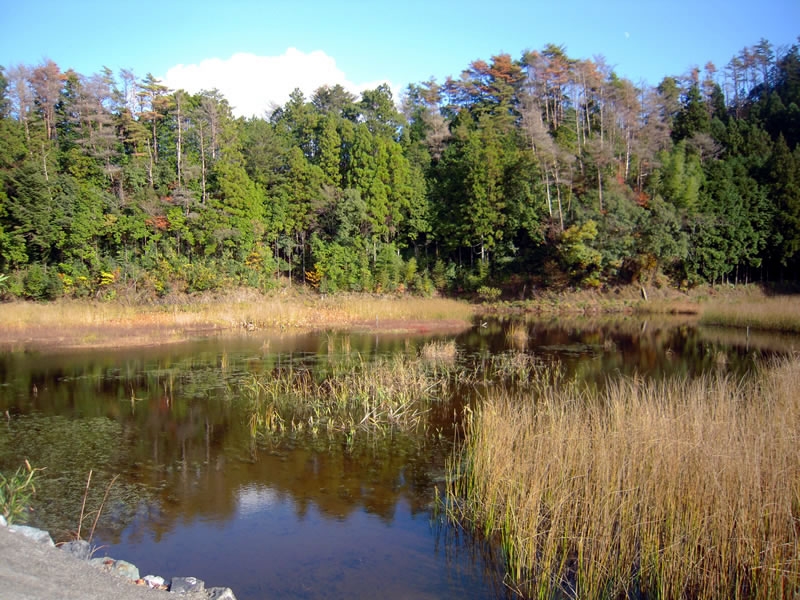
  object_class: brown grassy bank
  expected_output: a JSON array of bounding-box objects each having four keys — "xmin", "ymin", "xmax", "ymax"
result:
[
  {"xmin": 2, "ymin": 283, "xmax": 798, "ymax": 350},
  {"xmin": 483, "ymin": 285, "xmax": 701, "ymax": 317},
  {"xmin": 447, "ymin": 358, "xmax": 800, "ymax": 599},
  {"xmin": 490, "ymin": 284, "xmax": 800, "ymax": 334},
  {"xmin": 0, "ymin": 289, "xmax": 475, "ymax": 349},
  {"xmin": 699, "ymin": 293, "xmax": 800, "ymax": 334}
]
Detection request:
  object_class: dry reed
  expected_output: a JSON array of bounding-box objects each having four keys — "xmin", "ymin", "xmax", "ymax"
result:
[
  {"xmin": 448, "ymin": 358, "xmax": 800, "ymax": 599},
  {"xmin": 248, "ymin": 353, "xmax": 458, "ymax": 437},
  {"xmin": 420, "ymin": 340, "xmax": 458, "ymax": 363},
  {"xmin": 700, "ymin": 294, "xmax": 800, "ymax": 334},
  {"xmin": 506, "ymin": 322, "xmax": 530, "ymax": 350},
  {"xmin": 0, "ymin": 291, "xmax": 474, "ymax": 346}
]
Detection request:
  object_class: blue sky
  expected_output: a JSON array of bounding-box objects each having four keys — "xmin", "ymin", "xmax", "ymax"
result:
[{"xmin": 1, "ymin": 0, "xmax": 798, "ymax": 117}]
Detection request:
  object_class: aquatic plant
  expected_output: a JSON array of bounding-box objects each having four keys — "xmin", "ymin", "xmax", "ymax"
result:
[
  {"xmin": 446, "ymin": 358, "xmax": 800, "ymax": 599},
  {"xmin": 248, "ymin": 353, "xmax": 459, "ymax": 437},
  {"xmin": 419, "ymin": 339, "xmax": 457, "ymax": 363},
  {"xmin": 468, "ymin": 351, "xmax": 562, "ymax": 391},
  {"xmin": 0, "ymin": 460, "xmax": 42, "ymax": 524},
  {"xmin": 505, "ymin": 322, "xmax": 529, "ymax": 351},
  {"xmin": 1, "ymin": 415, "xmax": 152, "ymax": 540},
  {"xmin": 75, "ymin": 469, "xmax": 119, "ymax": 545}
]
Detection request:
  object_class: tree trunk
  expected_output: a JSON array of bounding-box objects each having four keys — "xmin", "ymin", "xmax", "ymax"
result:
[
  {"xmin": 544, "ymin": 171, "xmax": 553, "ymax": 219},
  {"xmin": 553, "ymin": 163, "xmax": 564, "ymax": 231},
  {"xmin": 152, "ymin": 120, "xmax": 158, "ymax": 165},
  {"xmin": 624, "ymin": 130, "xmax": 631, "ymax": 181},
  {"xmin": 597, "ymin": 166, "xmax": 604, "ymax": 212},
  {"xmin": 199, "ymin": 127, "xmax": 207, "ymax": 206},
  {"xmin": 146, "ymin": 142, "xmax": 154, "ymax": 188},
  {"xmin": 176, "ymin": 97, "xmax": 183, "ymax": 186}
]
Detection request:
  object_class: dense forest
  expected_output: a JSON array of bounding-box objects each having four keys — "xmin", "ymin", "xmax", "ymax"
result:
[{"xmin": 0, "ymin": 37, "xmax": 798, "ymax": 301}]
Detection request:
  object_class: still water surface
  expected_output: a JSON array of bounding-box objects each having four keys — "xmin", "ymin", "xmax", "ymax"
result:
[{"xmin": 0, "ymin": 317, "xmax": 792, "ymax": 599}]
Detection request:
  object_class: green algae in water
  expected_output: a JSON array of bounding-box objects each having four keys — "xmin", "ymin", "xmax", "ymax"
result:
[{"xmin": 0, "ymin": 414, "xmax": 156, "ymax": 541}]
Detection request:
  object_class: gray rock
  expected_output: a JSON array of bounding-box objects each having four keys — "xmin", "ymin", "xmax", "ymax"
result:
[
  {"xmin": 61, "ymin": 539, "xmax": 92, "ymax": 560},
  {"xmin": 0, "ymin": 514, "xmax": 7, "ymax": 527},
  {"xmin": 170, "ymin": 576, "xmax": 205, "ymax": 594},
  {"xmin": 207, "ymin": 587, "xmax": 237, "ymax": 600},
  {"xmin": 111, "ymin": 559, "xmax": 140, "ymax": 581},
  {"xmin": 8, "ymin": 525, "xmax": 55, "ymax": 546}
]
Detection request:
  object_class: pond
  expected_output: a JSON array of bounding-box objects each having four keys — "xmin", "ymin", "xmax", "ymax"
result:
[{"xmin": 0, "ymin": 316, "xmax": 793, "ymax": 599}]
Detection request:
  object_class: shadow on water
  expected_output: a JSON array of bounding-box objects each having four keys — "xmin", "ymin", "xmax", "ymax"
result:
[{"xmin": 0, "ymin": 319, "xmax": 796, "ymax": 599}]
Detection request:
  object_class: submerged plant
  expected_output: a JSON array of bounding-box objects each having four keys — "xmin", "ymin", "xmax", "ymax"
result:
[{"xmin": 0, "ymin": 460, "xmax": 42, "ymax": 524}]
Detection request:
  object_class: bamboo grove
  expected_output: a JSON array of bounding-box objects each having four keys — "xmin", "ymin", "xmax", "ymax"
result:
[{"xmin": 0, "ymin": 37, "xmax": 798, "ymax": 300}]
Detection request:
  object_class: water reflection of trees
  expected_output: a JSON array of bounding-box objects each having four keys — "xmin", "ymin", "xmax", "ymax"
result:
[
  {"xmin": 460, "ymin": 316, "xmax": 769, "ymax": 389},
  {"xmin": 127, "ymin": 430, "xmax": 451, "ymax": 545}
]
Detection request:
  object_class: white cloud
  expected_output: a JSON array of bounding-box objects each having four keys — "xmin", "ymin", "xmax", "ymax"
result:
[
  {"xmin": 161, "ymin": 49, "xmax": 394, "ymax": 118},
  {"xmin": 236, "ymin": 484, "xmax": 277, "ymax": 515}
]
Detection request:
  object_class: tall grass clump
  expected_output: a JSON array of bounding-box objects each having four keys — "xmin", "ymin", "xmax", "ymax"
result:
[
  {"xmin": 469, "ymin": 351, "xmax": 562, "ymax": 391},
  {"xmin": 0, "ymin": 460, "xmax": 42, "ymax": 524},
  {"xmin": 447, "ymin": 358, "xmax": 800, "ymax": 599},
  {"xmin": 420, "ymin": 339, "xmax": 457, "ymax": 363},
  {"xmin": 505, "ymin": 322, "xmax": 529, "ymax": 351},
  {"xmin": 248, "ymin": 354, "xmax": 459, "ymax": 437}
]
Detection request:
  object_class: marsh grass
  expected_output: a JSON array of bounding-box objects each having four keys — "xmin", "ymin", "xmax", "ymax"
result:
[
  {"xmin": 447, "ymin": 358, "xmax": 800, "ymax": 599},
  {"xmin": 506, "ymin": 322, "xmax": 529, "ymax": 350},
  {"xmin": 700, "ymin": 294, "xmax": 800, "ymax": 334},
  {"xmin": 0, "ymin": 291, "xmax": 474, "ymax": 346},
  {"xmin": 635, "ymin": 298, "xmax": 701, "ymax": 315},
  {"xmin": 317, "ymin": 294, "xmax": 475, "ymax": 324},
  {"xmin": 247, "ymin": 349, "xmax": 563, "ymax": 442},
  {"xmin": 504, "ymin": 285, "xmax": 800, "ymax": 325},
  {"xmin": 248, "ymin": 353, "xmax": 459, "ymax": 437},
  {"xmin": 420, "ymin": 340, "xmax": 458, "ymax": 363}
]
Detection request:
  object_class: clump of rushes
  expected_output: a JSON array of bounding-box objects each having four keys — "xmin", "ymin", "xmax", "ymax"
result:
[
  {"xmin": 446, "ymin": 358, "xmax": 800, "ymax": 600},
  {"xmin": 0, "ymin": 460, "xmax": 43, "ymax": 524},
  {"xmin": 505, "ymin": 322, "xmax": 529, "ymax": 351},
  {"xmin": 419, "ymin": 339, "xmax": 457, "ymax": 363},
  {"xmin": 248, "ymin": 354, "xmax": 458, "ymax": 437}
]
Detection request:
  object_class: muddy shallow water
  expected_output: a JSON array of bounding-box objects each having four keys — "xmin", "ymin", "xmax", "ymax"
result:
[{"xmin": 0, "ymin": 318, "xmax": 793, "ymax": 599}]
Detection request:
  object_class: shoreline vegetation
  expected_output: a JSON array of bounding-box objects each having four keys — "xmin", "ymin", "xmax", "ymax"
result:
[
  {"xmin": 444, "ymin": 357, "xmax": 800, "ymax": 600},
  {"xmin": 0, "ymin": 288, "xmax": 476, "ymax": 349},
  {"xmin": 1, "ymin": 283, "xmax": 800, "ymax": 350}
]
